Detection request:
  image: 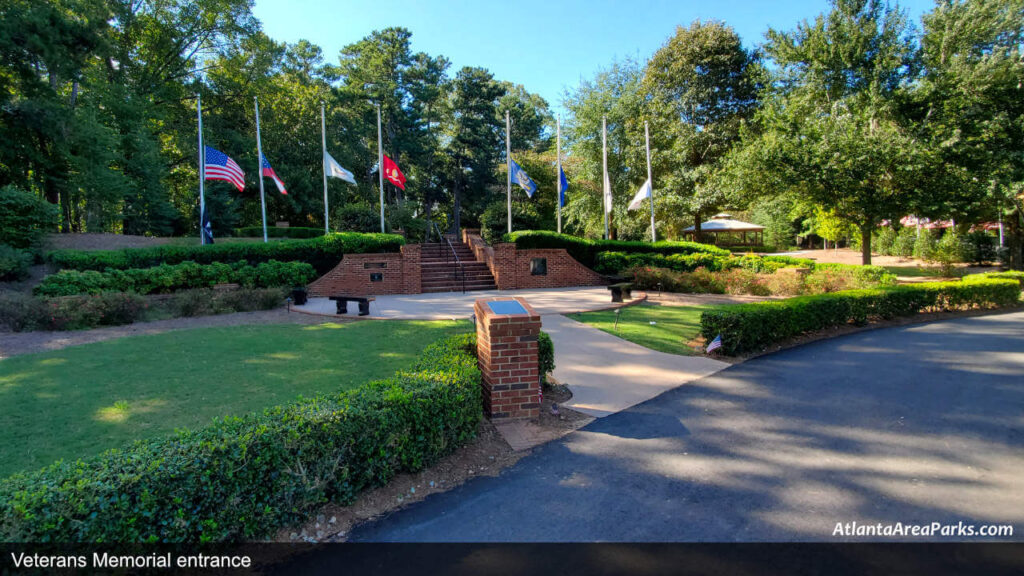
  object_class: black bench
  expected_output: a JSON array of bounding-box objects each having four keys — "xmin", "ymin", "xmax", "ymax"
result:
[
  {"xmin": 607, "ymin": 282, "xmax": 633, "ymax": 303},
  {"xmin": 329, "ymin": 295, "xmax": 376, "ymax": 316}
]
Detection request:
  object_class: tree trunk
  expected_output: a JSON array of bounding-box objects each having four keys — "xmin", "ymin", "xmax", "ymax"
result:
[
  {"xmin": 451, "ymin": 163, "xmax": 462, "ymax": 235},
  {"xmin": 860, "ymin": 224, "xmax": 872, "ymax": 266},
  {"xmin": 694, "ymin": 213, "xmax": 703, "ymax": 244}
]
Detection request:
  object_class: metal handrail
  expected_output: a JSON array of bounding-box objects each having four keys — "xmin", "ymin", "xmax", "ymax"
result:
[{"xmin": 431, "ymin": 222, "xmax": 466, "ymax": 293}]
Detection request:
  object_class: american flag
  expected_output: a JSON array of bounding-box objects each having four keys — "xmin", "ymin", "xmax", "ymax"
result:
[
  {"xmin": 706, "ymin": 334, "xmax": 723, "ymax": 354},
  {"xmin": 260, "ymin": 153, "xmax": 287, "ymax": 195},
  {"xmin": 204, "ymin": 146, "xmax": 245, "ymax": 191}
]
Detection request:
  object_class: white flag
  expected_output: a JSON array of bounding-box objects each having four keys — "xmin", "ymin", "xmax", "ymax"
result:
[
  {"xmin": 324, "ymin": 151, "xmax": 356, "ymax": 184},
  {"xmin": 603, "ymin": 170, "xmax": 613, "ymax": 214},
  {"xmin": 628, "ymin": 179, "xmax": 652, "ymax": 211}
]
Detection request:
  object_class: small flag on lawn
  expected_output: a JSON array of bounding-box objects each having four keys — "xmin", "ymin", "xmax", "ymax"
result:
[{"xmin": 706, "ymin": 334, "xmax": 723, "ymax": 353}]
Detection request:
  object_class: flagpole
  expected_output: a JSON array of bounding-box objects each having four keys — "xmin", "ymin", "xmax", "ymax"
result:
[
  {"xmin": 377, "ymin": 104, "xmax": 385, "ymax": 234},
  {"xmin": 254, "ymin": 97, "xmax": 268, "ymax": 243},
  {"xmin": 645, "ymin": 120, "xmax": 656, "ymax": 242},
  {"xmin": 556, "ymin": 114, "xmax": 562, "ymax": 234},
  {"xmin": 197, "ymin": 93, "xmax": 206, "ymax": 246},
  {"xmin": 602, "ymin": 115, "xmax": 609, "ymax": 240},
  {"xmin": 506, "ymin": 109, "xmax": 512, "ymax": 235},
  {"xmin": 321, "ymin": 101, "xmax": 329, "ymax": 235}
]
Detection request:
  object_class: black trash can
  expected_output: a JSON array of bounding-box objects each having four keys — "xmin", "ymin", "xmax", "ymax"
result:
[{"xmin": 291, "ymin": 287, "xmax": 308, "ymax": 306}]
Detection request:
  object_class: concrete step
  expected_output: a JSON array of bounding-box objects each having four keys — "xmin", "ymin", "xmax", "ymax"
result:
[{"xmin": 422, "ymin": 285, "xmax": 496, "ymax": 293}]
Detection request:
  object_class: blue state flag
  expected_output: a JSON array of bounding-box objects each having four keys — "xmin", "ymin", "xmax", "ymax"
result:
[
  {"xmin": 509, "ymin": 157, "xmax": 537, "ymax": 198},
  {"xmin": 558, "ymin": 166, "xmax": 569, "ymax": 207}
]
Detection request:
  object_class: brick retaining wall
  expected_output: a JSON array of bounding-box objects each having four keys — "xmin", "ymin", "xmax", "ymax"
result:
[
  {"xmin": 462, "ymin": 230, "xmax": 606, "ymax": 290},
  {"xmin": 307, "ymin": 244, "xmax": 421, "ymax": 297}
]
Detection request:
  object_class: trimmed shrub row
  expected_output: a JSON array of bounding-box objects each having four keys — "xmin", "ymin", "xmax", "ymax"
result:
[
  {"xmin": 967, "ymin": 270, "xmax": 1024, "ymax": 288},
  {"xmin": 700, "ymin": 278, "xmax": 1021, "ymax": 356},
  {"xmin": 0, "ymin": 288, "xmax": 287, "ymax": 332},
  {"xmin": 235, "ymin": 226, "xmax": 326, "ymax": 239},
  {"xmin": 46, "ymin": 232, "xmax": 404, "ymax": 274},
  {"xmin": 503, "ymin": 230, "xmax": 731, "ymax": 269},
  {"xmin": 0, "ymin": 333, "xmax": 484, "ymax": 542},
  {"xmin": 35, "ymin": 260, "xmax": 316, "ymax": 296},
  {"xmin": 592, "ymin": 251, "xmax": 820, "ymax": 275},
  {"xmin": 593, "ymin": 250, "xmax": 895, "ymax": 282}
]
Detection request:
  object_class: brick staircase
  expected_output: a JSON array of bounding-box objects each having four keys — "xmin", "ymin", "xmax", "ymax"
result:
[{"xmin": 420, "ymin": 236, "xmax": 496, "ymax": 293}]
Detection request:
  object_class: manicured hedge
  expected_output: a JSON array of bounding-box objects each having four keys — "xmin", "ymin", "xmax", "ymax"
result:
[
  {"xmin": 46, "ymin": 232, "xmax": 404, "ymax": 274},
  {"xmin": 592, "ymin": 250, "xmax": 896, "ymax": 282},
  {"xmin": 235, "ymin": 226, "xmax": 326, "ymax": 239},
  {"xmin": 700, "ymin": 278, "xmax": 1021, "ymax": 356},
  {"xmin": 538, "ymin": 331, "xmax": 555, "ymax": 378},
  {"xmin": 0, "ymin": 333, "xmax": 483, "ymax": 542},
  {"xmin": 35, "ymin": 260, "xmax": 316, "ymax": 296},
  {"xmin": 503, "ymin": 231, "xmax": 731, "ymax": 269},
  {"xmin": 966, "ymin": 270, "xmax": 1024, "ymax": 288}
]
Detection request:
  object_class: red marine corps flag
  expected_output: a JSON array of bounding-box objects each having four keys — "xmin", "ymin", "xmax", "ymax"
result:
[{"xmin": 381, "ymin": 154, "xmax": 406, "ymax": 190}]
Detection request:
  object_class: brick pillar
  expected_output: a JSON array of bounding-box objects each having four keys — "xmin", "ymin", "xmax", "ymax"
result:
[
  {"xmin": 474, "ymin": 297, "xmax": 541, "ymax": 420},
  {"xmin": 492, "ymin": 243, "xmax": 518, "ymax": 290},
  {"xmin": 400, "ymin": 244, "xmax": 421, "ymax": 294}
]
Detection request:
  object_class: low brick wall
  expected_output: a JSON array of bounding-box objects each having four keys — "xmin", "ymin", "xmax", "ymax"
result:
[
  {"xmin": 462, "ymin": 230, "xmax": 606, "ymax": 290},
  {"xmin": 307, "ymin": 244, "xmax": 421, "ymax": 297}
]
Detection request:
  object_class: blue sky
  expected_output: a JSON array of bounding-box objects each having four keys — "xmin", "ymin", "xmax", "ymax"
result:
[{"xmin": 253, "ymin": 0, "xmax": 937, "ymax": 113}]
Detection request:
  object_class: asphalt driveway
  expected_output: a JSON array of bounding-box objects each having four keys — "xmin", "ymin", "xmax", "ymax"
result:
[{"xmin": 350, "ymin": 311, "xmax": 1024, "ymax": 542}]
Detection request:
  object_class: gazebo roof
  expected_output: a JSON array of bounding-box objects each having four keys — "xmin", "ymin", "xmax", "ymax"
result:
[{"xmin": 683, "ymin": 218, "xmax": 764, "ymax": 232}]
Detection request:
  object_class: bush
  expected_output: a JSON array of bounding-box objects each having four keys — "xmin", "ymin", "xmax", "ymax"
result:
[
  {"xmin": 165, "ymin": 287, "xmax": 286, "ymax": 318},
  {"xmin": 0, "ymin": 292, "xmax": 49, "ymax": 331},
  {"xmin": 927, "ymin": 233, "xmax": 969, "ymax": 276},
  {"xmin": 538, "ymin": 331, "xmax": 555, "ymax": 379},
  {"xmin": 875, "ymin": 227, "xmax": 897, "ymax": 256},
  {"xmin": 0, "ymin": 244, "xmax": 34, "ymax": 281},
  {"xmin": 334, "ymin": 204, "xmax": 382, "ymax": 234},
  {"xmin": 46, "ymin": 232, "xmax": 404, "ymax": 275},
  {"xmin": 482, "ymin": 201, "xmax": 545, "ymax": 245},
  {"xmin": 913, "ymin": 229, "xmax": 937, "ymax": 260},
  {"xmin": 892, "ymin": 227, "xmax": 916, "ymax": 258},
  {"xmin": 235, "ymin": 226, "xmax": 325, "ymax": 239},
  {"xmin": 700, "ymin": 278, "xmax": 1021, "ymax": 355},
  {"xmin": 0, "ymin": 292, "xmax": 147, "ymax": 332},
  {"xmin": 0, "ymin": 185, "xmax": 59, "ymax": 249},
  {"xmin": 964, "ymin": 270, "xmax": 1024, "ymax": 289},
  {"xmin": 721, "ymin": 268, "xmax": 770, "ymax": 296},
  {"xmin": 505, "ymin": 231, "xmax": 731, "ymax": 270},
  {"xmin": 35, "ymin": 260, "xmax": 316, "ymax": 296},
  {"xmin": 0, "ymin": 332, "xmax": 482, "ymax": 542},
  {"xmin": 964, "ymin": 231, "xmax": 997, "ymax": 265}
]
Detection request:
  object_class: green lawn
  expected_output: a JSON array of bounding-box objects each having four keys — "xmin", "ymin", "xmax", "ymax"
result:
[
  {"xmin": 571, "ymin": 303, "xmax": 719, "ymax": 355},
  {"xmin": 0, "ymin": 320, "xmax": 469, "ymax": 478}
]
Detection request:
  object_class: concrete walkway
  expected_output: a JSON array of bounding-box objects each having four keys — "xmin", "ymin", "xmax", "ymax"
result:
[
  {"xmin": 294, "ymin": 286, "xmax": 618, "ymax": 320},
  {"xmin": 545, "ymin": 314, "xmax": 728, "ymax": 417},
  {"xmin": 295, "ymin": 286, "xmax": 731, "ymax": 419},
  {"xmin": 349, "ymin": 311, "xmax": 1024, "ymax": 542}
]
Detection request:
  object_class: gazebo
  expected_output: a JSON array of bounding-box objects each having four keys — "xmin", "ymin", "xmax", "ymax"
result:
[{"xmin": 682, "ymin": 214, "xmax": 765, "ymax": 246}]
